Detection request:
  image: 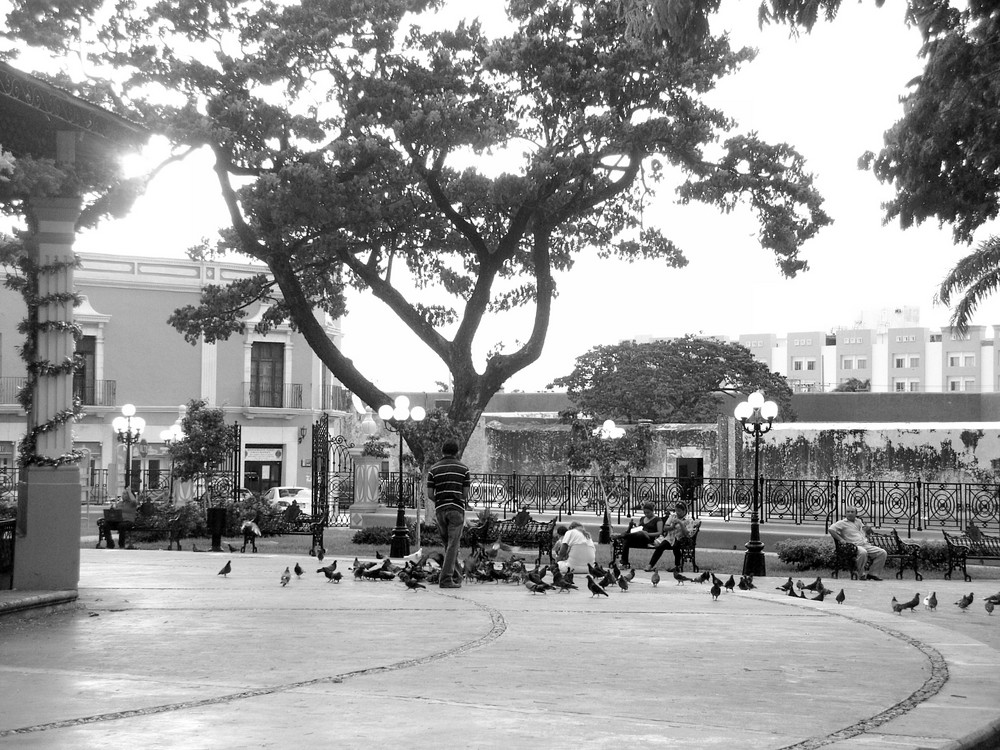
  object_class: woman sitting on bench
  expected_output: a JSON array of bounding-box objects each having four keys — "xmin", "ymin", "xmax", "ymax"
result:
[
  {"xmin": 618, "ymin": 502, "xmax": 663, "ymax": 568},
  {"xmin": 645, "ymin": 501, "xmax": 699, "ymax": 572}
]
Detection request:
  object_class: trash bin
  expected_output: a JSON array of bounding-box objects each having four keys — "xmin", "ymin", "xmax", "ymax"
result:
[{"xmin": 207, "ymin": 507, "xmax": 227, "ymax": 552}]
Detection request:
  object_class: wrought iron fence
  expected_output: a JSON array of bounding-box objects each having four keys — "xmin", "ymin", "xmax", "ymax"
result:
[{"xmin": 373, "ymin": 471, "xmax": 1000, "ymax": 535}]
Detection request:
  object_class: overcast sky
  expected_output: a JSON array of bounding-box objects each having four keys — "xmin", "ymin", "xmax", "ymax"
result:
[{"xmin": 64, "ymin": 1, "xmax": 1000, "ymax": 392}]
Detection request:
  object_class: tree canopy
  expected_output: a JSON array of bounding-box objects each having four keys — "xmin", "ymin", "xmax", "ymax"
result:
[
  {"xmin": 551, "ymin": 336, "xmax": 795, "ymax": 422},
  {"xmin": 622, "ymin": 0, "xmax": 1000, "ymax": 329},
  {"xmin": 1, "ymin": 0, "xmax": 829, "ymax": 459},
  {"xmin": 168, "ymin": 399, "xmax": 238, "ymax": 482}
]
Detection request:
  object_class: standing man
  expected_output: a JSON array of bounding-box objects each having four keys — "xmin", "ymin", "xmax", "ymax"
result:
[
  {"xmin": 426, "ymin": 440, "xmax": 471, "ymax": 589},
  {"xmin": 829, "ymin": 506, "xmax": 887, "ymax": 581}
]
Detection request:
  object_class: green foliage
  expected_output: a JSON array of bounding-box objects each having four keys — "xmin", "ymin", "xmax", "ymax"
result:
[
  {"xmin": 775, "ymin": 537, "xmax": 837, "ymax": 570},
  {"xmin": 562, "ymin": 418, "xmax": 654, "ymax": 487},
  {"xmin": 350, "ymin": 521, "xmax": 440, "ymax": 547},
  {"xmin": 168, "ymin": 399, "xmax": 238, "ymax": 482},
  {"xmin": 833, "ymin": 378, "xmax": 871, "ymax": 392},
  {"xmin": 553, "ymin": 336, "xmax": 795, "ymax": 423},
  {"xmin": 1, "ymin": 0, "xmax": 829, "ymax": 467},
  {"xmin": 360, "ymin": 436, "xmax": 391, "ymax": 459}
]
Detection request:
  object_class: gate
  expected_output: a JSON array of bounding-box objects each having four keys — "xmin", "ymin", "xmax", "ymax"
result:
[
  {"xmin": 311, "ymin": 414, "xmax": 354, "ymax": 527},
  {"xmin": 196, "ymin": 423, "xmax": 242, "ymax": 505}
]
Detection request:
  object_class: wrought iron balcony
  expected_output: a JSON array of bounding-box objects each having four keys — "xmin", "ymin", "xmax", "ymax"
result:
[
  {"xmin": 243, "ymin": 382, "xmax": 303, "ymax": 409},
  {"xmin": 0, "ymin": 377, "xmax": 27, "ymax": 406},
  {"xmin": 320, "ymin": 384, "xmax": 352, "ymax": 412},
  {"xmin": 73, "ymin": 379, "xmax": 117, "ymax": 406}
]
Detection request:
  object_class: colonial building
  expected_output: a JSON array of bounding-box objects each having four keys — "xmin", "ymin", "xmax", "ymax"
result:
[{"xmin": 0, "ymin": 251, "xmax": 351, "ymax": 497}]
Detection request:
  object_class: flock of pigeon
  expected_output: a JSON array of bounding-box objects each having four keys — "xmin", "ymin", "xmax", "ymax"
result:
[{"xmin": 214, "ymin": 549, "xmax": 1000, "ymax": 619}]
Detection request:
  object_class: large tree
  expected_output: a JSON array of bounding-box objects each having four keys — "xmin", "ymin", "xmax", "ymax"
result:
[
  {"xmin": 1, "ymin": 0, "xmax": 829, "ymax": 460},
  {"xmin": 551, "ymin": 336, "xmax": 795, "ymax": 423},
  {"xmin": 623, "ymin": 0, "xmax": 1000, "ymax": 330}
]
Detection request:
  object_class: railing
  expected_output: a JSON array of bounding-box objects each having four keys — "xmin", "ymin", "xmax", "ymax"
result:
[
  {"xmin": 73, "ymin": 379, "xmax": 117, "ymax": 406},
  {"xmin": 242, "ymin": 382, "xmax": 303, "ymax": 409},
  {"xmin": 0, "ymin": 377, "xmax": 27, "ymax": 405},
  {"xmin": 320, "ymin": 384, "xmax": 352, "ymax": 412},
  {"xmin": 371, "ymin": 472, "xmax": 1000, "ymax": 536}
]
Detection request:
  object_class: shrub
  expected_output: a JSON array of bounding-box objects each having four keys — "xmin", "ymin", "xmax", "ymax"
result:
[{"xmin": 776, "ymin": 538, "xmax": 836, "ymax": 571}]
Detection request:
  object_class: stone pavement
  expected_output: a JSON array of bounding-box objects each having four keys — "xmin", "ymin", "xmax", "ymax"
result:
[{"xmin": 1, "ymin": 549, "xmax": 999, "ymax": 749}]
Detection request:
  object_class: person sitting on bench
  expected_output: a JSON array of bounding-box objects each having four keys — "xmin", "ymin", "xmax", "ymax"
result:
[
  {"xmin": 645, "ymin": 501, "xmax": 699, "ymax": 572},
  {"xmin": 829, "ymin": 505, "xmax": 887, "ymax": 581},
  {"xmin": 618, "ymin": 502, "xmax": 662, "ymax": 568}
]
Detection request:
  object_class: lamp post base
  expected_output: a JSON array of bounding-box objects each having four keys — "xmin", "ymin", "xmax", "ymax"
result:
[
  {"xmin": 599, "ymin": 508, "xmax": 611, "ymax": 545},
  {"xmin": 742, "ymin": 540, "xmax": 767, "ymax": 577},
  {"xmin": 389, "ymin": 502, "xmax": 410, "ymax": 558}
]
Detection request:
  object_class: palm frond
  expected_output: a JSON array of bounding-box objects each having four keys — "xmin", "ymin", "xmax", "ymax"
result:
[{"xmin": 936, "ymin": 235, "xmax": 1000, "ymax": 332}]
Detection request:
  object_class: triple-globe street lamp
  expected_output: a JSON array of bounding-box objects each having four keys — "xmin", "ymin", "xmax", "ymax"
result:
[
  {"xmin": 378, "ymin": 396, "xmax": 425, "ymax": 558},
  {"xmin": 734, "ymin": 391, "xmax": 778, "ymax": 577},
  {"xmin": 112, "ymin": 403, "xmax": 145, "ymax": 496}
]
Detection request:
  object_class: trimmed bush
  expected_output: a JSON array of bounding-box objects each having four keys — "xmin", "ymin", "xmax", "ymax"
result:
[{"xmin": 776, "ymin": 538, "xmax": 836, "ymax": 571}]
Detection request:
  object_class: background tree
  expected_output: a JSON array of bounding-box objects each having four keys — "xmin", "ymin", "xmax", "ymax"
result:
[
  {"xmin": 168, "ymin": 399, "xmax": 237, "ymax": 482},
  {"xmin": 833, "ymin": 377, "xmax": 871, "ymax": 393},
  {"xmin": 1, "ymin": 0, "xmax": 829, "ymax": 461},
  {"xmin": 551, "ymin": 336, "xmax": 795, "ymax": 423}
]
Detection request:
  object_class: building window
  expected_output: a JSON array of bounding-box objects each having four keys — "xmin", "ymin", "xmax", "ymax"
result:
[
  {"xmin": 894, "ymin": 356, "xmax": 905, "ymax": 368},
  {"xmin": 806, "ymin": 359, "xmax": 816, "ymax": 371},
  {"xmin": 857, "ymin": 358, "xmax": 867, "ymax": 369},
  {"xmin": 73, "ymin": 335, "xmax": 97, "ymax": 405},
  {"xmin": 250, "ymin": 342, "xmax": 285, "ymax": 407},
  {"xmin": 909, "ymin": 356, "xmax": 920, "ymax": 368},
  {"xmin": 947, "ymin": 377, "xmax": 976, "ymax": 392},
  {"xmin": 965, "ymin": 354, "xmax": 976, "ymax": 367},
  {"xmin": 842, "ymin": 358, "xmax": 853, "ymax": 370}
]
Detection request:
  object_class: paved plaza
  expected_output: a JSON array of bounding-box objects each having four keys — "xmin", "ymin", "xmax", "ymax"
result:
[{"xmin": 1, "ymin": 548, "xmax": 999, "ymax": 749}]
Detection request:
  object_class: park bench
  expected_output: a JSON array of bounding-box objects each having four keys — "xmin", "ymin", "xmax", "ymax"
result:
[
  {"xmin": 96, "ymin": 504, "xmax": 184, "ymax": 550},
  {"xmin": 241, "ymin": 511, "xmax": 326, "ymax": 556},
  {"xmin": 610, "ymin": 524, "xmax": 701, "ymax": 573},
  {"xmin": 830, "ymin": 528, "xmax": 922, "ymax": 580},
  {"xmin": 468, "ymin": 511, "xmax": 555, "ymax": 566},
  {"xmin": 942, "ymin": 527, "xmax": 1000, "ymax": 582}
]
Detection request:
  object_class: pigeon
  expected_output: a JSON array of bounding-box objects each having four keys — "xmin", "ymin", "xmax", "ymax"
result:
[
  {"xmin": 724, "ymin": 575, "xmax": 735, "ymax": 593},
  {"xmin": 711, "ymin": 573, "xmax": 725, "ymax": 589},
  {"xmin": 787, "ymin": 586, "xmax": 801, "ymax": 598},
  {"xmin": 624, "ymin": 567, "xmax": 636, "ymax": 582},
  {"xmin": 316, "ymin": 547, "xmax": 325, "ymax": 562},
  {"xmin": 983, "ymin": 591, "xmax": 1000, "ymax": 605},
  {"xmin": 738, "ymin": 576, "xmax": 756, "ymax": 591},
  {"xmin": 799, "ymin": 577, "xmax": 823, "ymax": 592},
  {"xmin": 673, "ymin": 571, "xmax": 693, "ymax": 585},
  {"xmin": 318, "ymin": 567, "xmax": 340, "ymax": 582},
  {"xmin": 403, "ymin": 576, "xmax": 426, "ymax": 592},
  {"xmin": 217, "ymin": 560, "xmax": 231, "ymax": 577},
  {"xmin": 375, "ymin": 551, "xmax": 384, "ymax": 559},
  {"xmin": 955, "ymin": 592, "xmax": 974, "ymax": 611},
  {"xmin": 294, "ymin": 562, "xmax": 304, "ymax": 578},
  {"xmin": 587, "ymin": 562, "xmax": 607, "ymax": 579},
  {"xmin": 618, "ymin": 576, "xmax": 630, "ymax": 593},
  {"xmin": 525, "ymin": 581, "xmax": 548, "ymax": 595},
  {"xmin": 835, "ymin": 589, "xmax": 846, "ymax": 605},
  {"xmin": 650, "ymin": 569, "xmax": 661, "ymax": 587},
  {"xmin": 587, "ymin": 575, "xmax": 609, "ymax": 597},
  {"xmin": 810, "ymin": 590, "xmax": 826, "ymax": 602},
  {"xmin": 986, "ymin": 601, "xmax": 995, "ymax": 615},
  {"xmin": 352, "ymin": 557, "xmax": 360, "ymax": 569},
  {"xmin": 554, "ymin": 577, "xmax": 578, "ymax": 593},
  {"xmin": 710, "ymin": 581, "xmax": 721, "ymax": 601},
  {"xmin": 227, "ymin": 543, "xmax": 238, "ymax": 553},
  {"xmin": 192, "ymin": 543, "xmax": 203, "ymax": 553},
  {"xmin": 926, "ymin": 592, "xmax": 937, "ymax": 611},
  {"xmin": 280, "ymin": 567, "xmax": 291, "ymax": 587},
  {"xmin": 694, "ymin": 571, "xmax": 711, "ymax": 584},
  {"xmin": 892, "ymin": 593, "xmax": 919, "ymax": 614},
  {"xmin": 776, "ymin": 577, "xmax": 794, "ymax": 592},
  {"xmin": 599, "ymin": 572, "xmax": 615, "ymax": 589}
]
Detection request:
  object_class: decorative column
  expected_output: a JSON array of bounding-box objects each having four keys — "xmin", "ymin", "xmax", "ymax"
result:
[{"xmin": 15, "ymin": 195, "xmax": 85, "ymax": 591}]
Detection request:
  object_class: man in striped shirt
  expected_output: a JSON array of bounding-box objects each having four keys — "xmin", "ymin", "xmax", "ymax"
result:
[{"xmin": 426, "ymin": 440, "xmax": 470, "ymax": 589}]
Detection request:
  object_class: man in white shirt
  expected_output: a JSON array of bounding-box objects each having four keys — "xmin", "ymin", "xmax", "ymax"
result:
[{"xmin": 829, "ymin": 506, "xmax": 887, "ymax": 581}]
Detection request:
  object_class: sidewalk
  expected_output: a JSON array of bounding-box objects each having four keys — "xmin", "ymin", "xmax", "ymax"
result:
[{"xmin": 1, "ymin": 548, "xmax": 999, "ymax": 749}]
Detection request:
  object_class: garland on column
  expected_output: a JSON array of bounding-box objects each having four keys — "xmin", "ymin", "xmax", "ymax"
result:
[{"xmin": 5, "ymin": 251, "xmax": 85, "ymax": 467}]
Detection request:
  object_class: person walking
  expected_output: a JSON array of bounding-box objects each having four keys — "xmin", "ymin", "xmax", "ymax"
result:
[{"xmin": 426, "ymin": 440, "xmax": 471, "ymax": 589}]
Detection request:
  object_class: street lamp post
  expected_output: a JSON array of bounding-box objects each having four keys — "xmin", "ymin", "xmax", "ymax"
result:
[
  {"xmin": 595, "ymin": 419, "xmax": 625, "ymax": 544},
  {"xmin": 734, "ymin": 391, "xmax": 778, "ymax": 577},
  {"xmin": 112, "ymin": 403, "xmax": 145, "ymax": 497},
  {"xmin": 377, "ymin": 396, "xmax": 425, "ymax": 558}
]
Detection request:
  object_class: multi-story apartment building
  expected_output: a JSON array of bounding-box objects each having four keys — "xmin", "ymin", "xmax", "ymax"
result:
[
  {"xmin": 737, "ymin": 333, "xmax": 779, "ymax": 371},
  {"xmin": 941, "ymin": 325, "xmax": 985, "ymax": 393},
  {"xmin": 887, "ymin": 326, "xmax": 927, "ymax": 392},
  {"xmin": 786, "ymin": 331, "xmax": 826, "ymax": 392},
  {"xmin": 835, "ymin": 327, "xmax": 873, "ymax": 387},
  {"xmin": 0, "ymin": 252, "xmax": 351, "ymax": 495}
]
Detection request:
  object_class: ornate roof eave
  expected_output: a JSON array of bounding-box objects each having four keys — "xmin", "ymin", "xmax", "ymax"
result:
[{"xmin": 0, "ymin": 60, "xmax": 149, "ymax": 160}]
